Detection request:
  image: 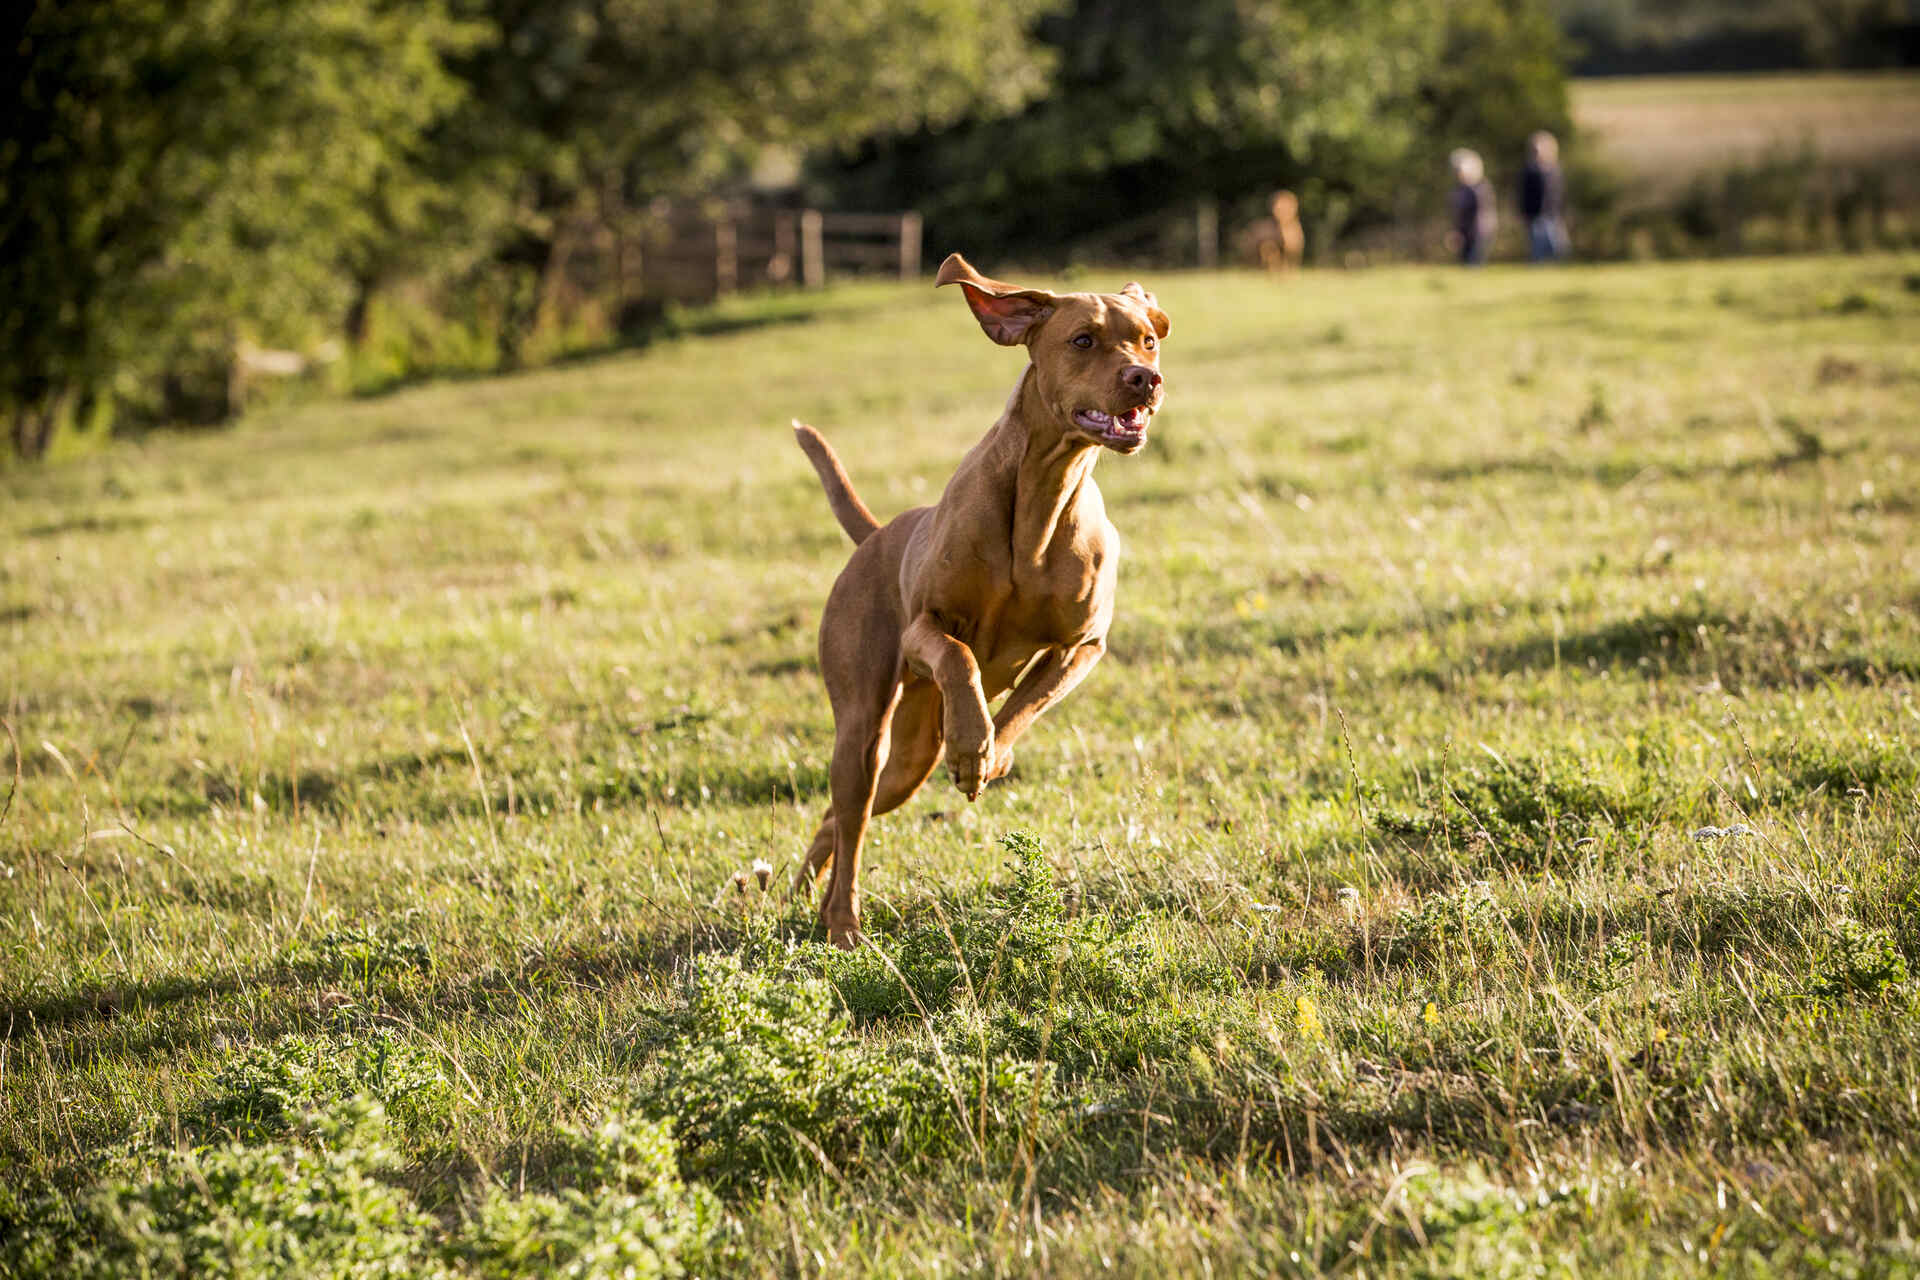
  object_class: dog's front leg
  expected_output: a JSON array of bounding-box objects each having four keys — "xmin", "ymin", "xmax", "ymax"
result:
[
  {"xmin": 901, "ymin": 611, "xmax": 995, "ymax": 800},
  {"xmin": 987, "ymin": 638, "xmax": 1106, "ymax": 781}
]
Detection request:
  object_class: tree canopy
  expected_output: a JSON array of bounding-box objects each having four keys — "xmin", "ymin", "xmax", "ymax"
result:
[
  {"xmin": 2, "ymin": 0, "xmax": 474, "ymax": 452},
  {"xmin": 2, "ymin": 0, "xmax": 1058, "ymax": 456},
  {"xmin": 821, "ymin": 0, "xmax": 1572, "ymax": 263}
]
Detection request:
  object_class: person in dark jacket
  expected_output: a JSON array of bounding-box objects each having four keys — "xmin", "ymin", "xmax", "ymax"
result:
[
  {"xmin": 1448, "ymin": 148, "xmax": 1496, "ymax": 266},
  {"xmin": 1520, "ymin": 130, "xmax": 1569, "ymax": 263}
]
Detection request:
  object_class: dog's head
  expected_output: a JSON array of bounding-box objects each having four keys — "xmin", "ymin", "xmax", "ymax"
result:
[{"xmin": 936, "ymin": 253, "xmax": 1170, "ymax": 455}]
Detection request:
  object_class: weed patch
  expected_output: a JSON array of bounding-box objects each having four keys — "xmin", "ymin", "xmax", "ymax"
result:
[
  {"xmin": 2, "ymin": 1103, "xmax": 434, "ymax": 1279},
  {"xmin": 187, "ymin": 1030, "xmax": 455, "ymax": 1143},
  {"xmin": 1376, "ymin": 750, "xmax": 1658, "ymax": 870},
  {"xmin": 646, "ymin": 949, "xmax": 1043, "ymax": 1192},
  {"xmin": 818, "ymin": 832, "xmax": 1155, "ymax": 1020},
  {"xmin": 1810, "ymin": 918, "xmax": 1910, "ymax": 999},
  {"xmin": 2, "ymin": 1102, "xmax": 719, "ymax": 1279},
  {"xmin": 1383, "ymin": 882, "xmax": 1512, "ymax": 969},
  {"xmin": 307, "ymin": 922, "xmax": 434, "ymax": 990}
]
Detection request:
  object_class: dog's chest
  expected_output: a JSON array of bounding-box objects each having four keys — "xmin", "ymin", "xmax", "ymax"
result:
[{"xmin": 992, "ymin": 515, "xmax": 1114, "ymax": 649}]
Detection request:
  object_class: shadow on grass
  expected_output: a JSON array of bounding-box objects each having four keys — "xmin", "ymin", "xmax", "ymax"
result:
[
  {"xmin": 1417, "ymin": 435, "xmax": 1866, "ymax": 488},
  {"xmin": 1409, "ymin": 606, "xmax": 1918, "ymax": 688},
  {"xmin": 0, "ymin": 911, "xmax": 759, "ymax": 1076},
  {"xmin": 1113, "ymin": 598, "xmax": 1526, "ymax": 663},
  {"xmin": 349, "ymin": 295, "xmax": 852, "ymax": 401},
  {"xmin": 122, "ymin": 749, "xmax": 829, "ymax": 823},
  {"xmin": 20, "ymin": 511, "xmax": 154, "ymax": 540}
]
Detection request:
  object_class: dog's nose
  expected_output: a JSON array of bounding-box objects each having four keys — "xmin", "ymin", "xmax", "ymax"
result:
[{"xmin": 1120, "ymin": 364, "xmax": 1162, "ymax": 395}]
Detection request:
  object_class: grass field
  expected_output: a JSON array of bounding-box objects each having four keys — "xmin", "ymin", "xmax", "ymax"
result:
[
  {"xmin": 4, "ymin": 254, "xmax": 1920, "ymax": 1275},
  {"xmin": 1572, "ymin": 72, "xmax": 1920, "ymax": 194}
]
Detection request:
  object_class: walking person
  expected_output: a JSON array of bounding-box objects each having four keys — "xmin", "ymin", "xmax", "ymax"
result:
[
  {"xmin": 1447, "ymin": 148, "xmax": 1496, "ymax": 266},
  {"xmin": 1520, "ymin": 130, "xmax": 1569, "ymax": 263}
]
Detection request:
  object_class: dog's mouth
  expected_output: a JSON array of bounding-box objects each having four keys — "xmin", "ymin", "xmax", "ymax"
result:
[{"xmin": 1071, "ymin": 405, "xmax": 1154, "ymax": 451}]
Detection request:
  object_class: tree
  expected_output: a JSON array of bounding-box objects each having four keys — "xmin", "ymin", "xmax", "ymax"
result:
[
  {"xmin": 439, "ymin": 0, "xmax": 1063, "ymax": 361},
  {"xmin": 0, "ymin": 0, "xmax": 475, "ymax": 458},
  {"xmin": 820, "ymin": 0, "xmax": 1572, "ymax": 264}
]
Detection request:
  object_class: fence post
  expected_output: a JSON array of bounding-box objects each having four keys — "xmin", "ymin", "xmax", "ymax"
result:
[
  {"xmin": 899, "ymin": 211, "xmax": 923, "ymax": 280},
  {"xmin": 772, "ymin": 211, "xmax": 797, "ymax": 283},
  {"xmin": 715, "ymin": 218, "xmax": 738, "ymax": 295},
  {"xmin": 800, "ymin": 210, "xmax": 825, "ymax": 288}
]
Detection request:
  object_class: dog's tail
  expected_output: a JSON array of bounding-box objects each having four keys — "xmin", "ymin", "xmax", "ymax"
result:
[{"xmin": 793, "ymin": 420, "xmax": 880, "ymax": 545}]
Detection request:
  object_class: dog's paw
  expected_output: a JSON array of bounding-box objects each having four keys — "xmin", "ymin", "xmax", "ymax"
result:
[
  {"xmin": 950, "ymin": 740, "xmax": 1012, "ymax": 801},
  {"xmin": 949, "ymin": 739, "xmax": 992, "ymax": 801},
  {"xmin": 821, "ymin": 902, "xmax": 863, "ymax": 950},
  {"xmin": 985, "ymin": 743, "xmax": 1015, "ymax": 783}
]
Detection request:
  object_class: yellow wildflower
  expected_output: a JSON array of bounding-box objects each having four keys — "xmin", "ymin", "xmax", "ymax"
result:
[{"xmin": 1295, "ymin": 995, "xmax": 1325, "ymax": 1044}]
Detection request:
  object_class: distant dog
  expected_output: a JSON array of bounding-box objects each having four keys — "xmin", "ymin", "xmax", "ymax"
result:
[
  {"xmin": 1258, "ymin": 189, "xmax": 1306, "ymax": 276},
  {"xmin": 790, "ymin": 254, "xmax": 1171, "ymax": 946}
]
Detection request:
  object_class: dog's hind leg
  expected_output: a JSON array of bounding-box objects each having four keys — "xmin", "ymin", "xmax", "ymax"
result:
[
  {"xmin": 818, "ymin": 680, "xmax": 901, "ymax": 948},
  {"xmin": 793, "ymin": 682, "xmax": 942, "ymax": 900}
]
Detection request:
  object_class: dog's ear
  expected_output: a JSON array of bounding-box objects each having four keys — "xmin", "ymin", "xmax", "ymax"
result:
[
  {"xmin": 937, "ymin": 253, "xmax": 1056, "ymax": 346},
  {"xmin": 1120, "ymin": 282, "xmax": 1172, "ymax": 340}
]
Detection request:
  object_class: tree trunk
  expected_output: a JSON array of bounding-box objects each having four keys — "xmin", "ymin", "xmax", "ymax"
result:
[
  {"xmin": 10, "ymin": 398, "xmax": 56, "ymax": 461},
  {"xmin": 344, "ymin": 275, "xmax": 377, "ymax": 347},
  {"xmin": 495, "ymin": 230, "xmax": 557, "ymax": 371}
]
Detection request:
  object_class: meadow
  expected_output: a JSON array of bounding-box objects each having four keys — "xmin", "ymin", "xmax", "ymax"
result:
[
  {"xmin": 3, "ymin": 253, "xmax": 1919, "ymax": 1275},
  {"xmin": 1571, "ymin": 71, "xmax": 1920, "ymax": 196}
]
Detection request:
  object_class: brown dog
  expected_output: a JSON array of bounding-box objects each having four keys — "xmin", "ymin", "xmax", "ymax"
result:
[{"xmin": 789, "ymin": 253, "xmax": 1170, "ymax": 947}]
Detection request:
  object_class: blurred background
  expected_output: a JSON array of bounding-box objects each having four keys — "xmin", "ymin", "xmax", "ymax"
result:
[{"xmin": 5, "ymin": 0, "xmax": 1917, "ymax": 461}]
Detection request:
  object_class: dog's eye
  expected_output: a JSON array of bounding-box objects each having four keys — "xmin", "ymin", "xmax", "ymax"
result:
[
  {"xmin": 1144, "ymin": 336, "xmax": 1156, "ymax": 350},
  {"xmin": 1070, "ymin": 334, "xmax": 1094, "ymax": 350}
]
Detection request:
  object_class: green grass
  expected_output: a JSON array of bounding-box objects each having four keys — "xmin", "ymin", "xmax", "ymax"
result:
[{"xmin": 4, "ymin": 254, "xmax": 1920, "ymax": 1275}]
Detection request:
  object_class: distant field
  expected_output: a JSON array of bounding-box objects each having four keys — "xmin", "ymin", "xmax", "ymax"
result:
[
  {"xmin": 1572, "ymin": 72, "xmax": 1920, "ymax": 191},
  {"xmin": 4, "ymin": 255, "xmax": 1919, "ymax": 1275}
]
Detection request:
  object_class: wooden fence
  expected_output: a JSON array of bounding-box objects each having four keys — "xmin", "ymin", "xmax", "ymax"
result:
[{"xmin": 549, "ymin": 203, "xmax": 923, "ymax": 312}]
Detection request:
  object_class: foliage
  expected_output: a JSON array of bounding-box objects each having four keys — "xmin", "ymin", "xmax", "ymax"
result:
[
  {"xmin": 0, "ymin": 0, "xmax": 477, "ymax": 455},
  {"xmin": 647, "ymin": 946, "xmax": 1046, "ymax": 1190},
  {"xmin": 1811, "ymin": 918, "xmax": 1910, "ymax": 999},
  {"xmin": 451, "ymin": 1115, "xmax": 722, "ymax": 1279},
  {"xmin": 2, "ymin": 1096, "xmax": 716, "ymax": 1279},
  {"xmin": 1, "ymin": 1102, "xmax": 436, "ymax": 1279},
  {"xmin": 436, "ymin": 0, "xmax": 1061, "ymax": 362},
  {"xmin": 1375, "ymin": 748, "xmax": 1654, "ymax": 869},
  {"xmin": 822, "ymin": 831, "xmax": 1153, "ymax": 1020},
  {"xmin": 312, "ymin": 922, "xmax": 437, "ymax": 986},
  {"xmin": 1553, "ymin": 0, "xmax": 1918, "ymax": 74},
  {"xmin": 190, "ymin": 1031, "xmax": 456, "ymax": 1142},
  {"xmin": 1388, "ymin": 882, "xmax": 1512, "ymax": 967},
  {"xmin": 2, "ymin": 0, "xmax": 1058, "ymax": 453},
  {"xmin": 822, "ymin": 0, "xmax": 1572, "ymax": 262}
]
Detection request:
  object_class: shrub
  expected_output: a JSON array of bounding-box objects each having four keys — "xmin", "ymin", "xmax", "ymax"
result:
[
  {"xmin": 820, "ymin": 831, "xmax": 1153, "ymax": 1020},
  {"xmin": 190, "ymin": 1031, "xmax": 454, "ymax": 1142},
  {"xmin": 452, "ymin": 1115, "xmax": 721, "ymax": 1279},
  {"xmin": 1, "ymin": 1102, "xmax": 720, "ymax": 1280},
  {"xmin": 1811, "ymin": 918, "xmax": 1909, "ymax": 999},
  {"xmin": 648, "ymin": 950, "xmax": 1044, "ymax": 1190},
  {"xmin": 2, "ymin": 1102, "xmax": 434, "ymax": 1279},
  {"xmin": 1386, "ymin": 882, "xmax": 1511, "ymax": 968}
]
